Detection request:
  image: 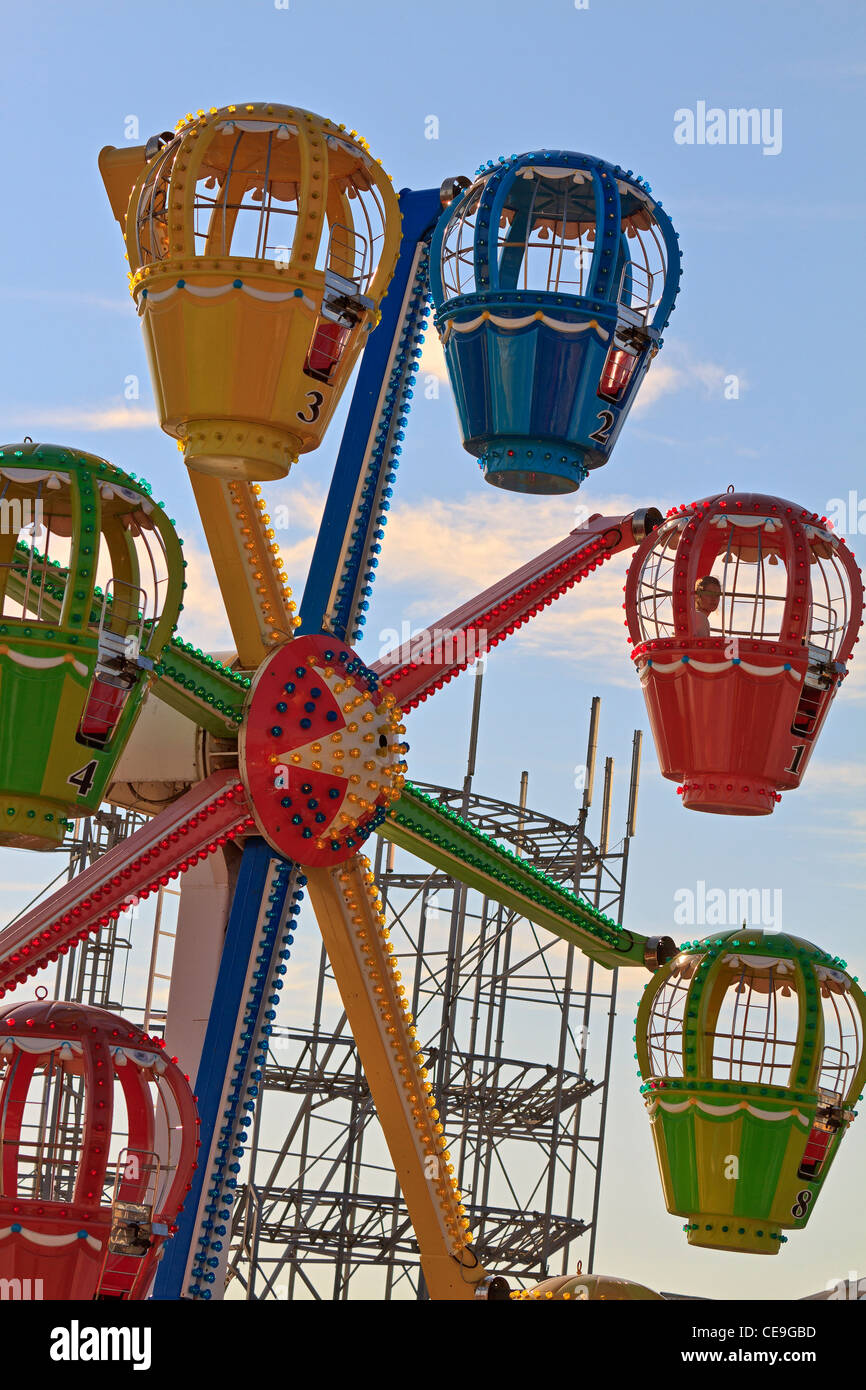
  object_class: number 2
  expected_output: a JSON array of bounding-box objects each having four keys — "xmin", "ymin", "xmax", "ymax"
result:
[{"xmin": 589, "ymin": 409, "xmax": 614, "ymax": 445}]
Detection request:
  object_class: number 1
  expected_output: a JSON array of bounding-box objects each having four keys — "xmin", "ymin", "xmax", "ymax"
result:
[{"xmin": 785, "ymin": 744, "xmax": 806, "ymax": 776}]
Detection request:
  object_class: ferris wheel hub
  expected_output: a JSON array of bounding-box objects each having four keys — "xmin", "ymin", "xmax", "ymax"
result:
[{"xmin": 239, "ymin": 632, "xmax": 406, "ymax": 867}]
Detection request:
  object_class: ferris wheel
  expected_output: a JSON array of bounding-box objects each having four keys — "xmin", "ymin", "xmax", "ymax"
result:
[{"xmin": 0, "ymin": 103, "xmax": 862, "ymax": 1303}]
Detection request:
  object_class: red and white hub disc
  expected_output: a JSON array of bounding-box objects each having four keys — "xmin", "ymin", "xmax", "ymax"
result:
[{"xmin": 239, "ymin": 634, "xmax": 407, "ymax": 867}]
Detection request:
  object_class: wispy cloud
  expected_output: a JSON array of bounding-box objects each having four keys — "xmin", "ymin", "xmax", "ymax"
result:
[
  {"xmin": 0, "ymin": 405, "xmax": 158, "ymax": 431},
  {"xmin": 363, "ymin": 487, "xmax": 671, "ymax": 683},
  {"xmin": 783, "ymin": 59, "xmax": 866, "ymax": 81},
  {"xmin": 837, "ymin": 659, "xmax": 866, "ymax": 703},
  {"xmin": 791, "ymin": 760, "xmax": 866, "ymax": 869},
  {"xmin": 632, "ymin": 362, "xmax": 682, "ymax": 411},
  {"xmin": 0, "ymin": 286, "xmax": 130, "ymax": 314},
  {"xmin": 172, "ymin": 539, "xmax": 237, "ymax": 651},
  {"xmin": 633, "ymin": 345, "xmax": 745, "ymax": 414},
  {"xmin": 418, "ymin": 331, "xmax": 449, "ymax": 384},
  {"xmin": 266, "ymin": 477, "xmax": 326, "ymax": 574},
  {"xmin": 807, "ymin": 761, "xmax": 866, "ymax": 791}
]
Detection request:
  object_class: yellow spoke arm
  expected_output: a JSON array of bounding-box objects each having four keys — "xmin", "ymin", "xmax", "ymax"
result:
[
  {"xmin": 306, "ymin": 856, "xmax": 488, "ymax": 1300},
  {"xmin": 188, "ymin": 474, "xmax": 299, "ymax": 667}
]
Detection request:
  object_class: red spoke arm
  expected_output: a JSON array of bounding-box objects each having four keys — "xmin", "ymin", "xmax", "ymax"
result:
[
  {"xmin": 0, "ymin": 772, "xmax": 253, "ymax": 996},
  {"xmin": 372, "ymin": 507, "xmax": 660, "ymax": 711}
]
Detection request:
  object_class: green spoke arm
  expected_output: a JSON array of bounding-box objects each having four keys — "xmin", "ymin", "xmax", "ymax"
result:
[
  {"xmin": 381, "ymin": 784, "xmax": 675, "ymax": 972},
  {"xmin": 152, "ymin": 638, "xmax": 246, "ymax": 736}
]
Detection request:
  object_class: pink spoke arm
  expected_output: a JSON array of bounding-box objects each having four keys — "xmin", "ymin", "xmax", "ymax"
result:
[
  {"xmin": 0, "ymin": 772, "xmax": 253, "ymax": 996},
  {"xmin": 373, "ymin": 507, "xmax": 660, "ymax": 711}
]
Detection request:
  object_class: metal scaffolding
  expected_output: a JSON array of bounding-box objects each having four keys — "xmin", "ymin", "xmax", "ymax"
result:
[
  {"xmin": 3, "ymin": 801, "xmax": 184, "ymax": 1034},
  {"xmin": 226, "ymin": 674, "xmax": 643, "ymax": 1300},
  {"xmin": 0, "ymin": 805, "xmax": 151, "ymax": 1011}
]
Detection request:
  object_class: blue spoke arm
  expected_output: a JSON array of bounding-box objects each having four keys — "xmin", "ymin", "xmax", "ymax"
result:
[
  {"xmin": 298, "ymin": 187, "xmax": 444, "ymax": 644},
  {"xmin": 153, "ymin": 840, "xmax": 305, "ymax": 1300}
]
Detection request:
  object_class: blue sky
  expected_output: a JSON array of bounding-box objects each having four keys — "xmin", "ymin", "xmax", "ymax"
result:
[{"xmin": 0, "ymin": 0, "xmax": 864, "ymax": 1300}]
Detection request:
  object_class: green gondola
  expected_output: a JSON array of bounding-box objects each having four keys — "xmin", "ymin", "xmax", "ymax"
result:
[
  {"xmin": 636, "ymin": 928, "xmax": 866, "ymax": 1254},
  {"xmin": 0, "ymin": 442, "xmax": 183, "ymax": 848}
]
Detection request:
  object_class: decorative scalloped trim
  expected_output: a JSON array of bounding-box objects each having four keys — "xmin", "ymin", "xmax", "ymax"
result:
[
  {"xmin": 0, "ymin": 1226, "xmax": 102, "ymax": 1250},
  {"xmin": 639, "ymin": 658, "xmax": 800, "ymax": 681},
  {"xmin": 645, "ymin": 1096, "xmax": 810, "ymax": 1124},
  {"xmin": 441, "ymin": 311, "xmax": 609, "ymax": 343}
]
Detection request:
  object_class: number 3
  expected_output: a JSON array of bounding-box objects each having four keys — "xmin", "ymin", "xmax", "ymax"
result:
[{"xmin": 297, "ymin": 390, "xmax": 324, "ymax": 424}]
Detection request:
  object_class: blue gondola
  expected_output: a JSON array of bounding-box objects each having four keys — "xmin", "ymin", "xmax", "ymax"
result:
[{"xmin": 429, "ymin": 151, "xmax": 681, "ymax": 494}]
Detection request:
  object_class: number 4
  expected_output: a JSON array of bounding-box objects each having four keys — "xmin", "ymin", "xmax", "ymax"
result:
[{"xmin": 68, "ymin": 760, "xmax": 98, "ymax": 797}]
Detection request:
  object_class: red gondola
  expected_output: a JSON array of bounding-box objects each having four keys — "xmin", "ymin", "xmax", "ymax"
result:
[
  {"xmin": 624, "ymin": 491, "xmax": 864, "ymax": 814},
  {"xmin": 0, "ymin": 1000, "xmax": 198, "ymax": 1299}
]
